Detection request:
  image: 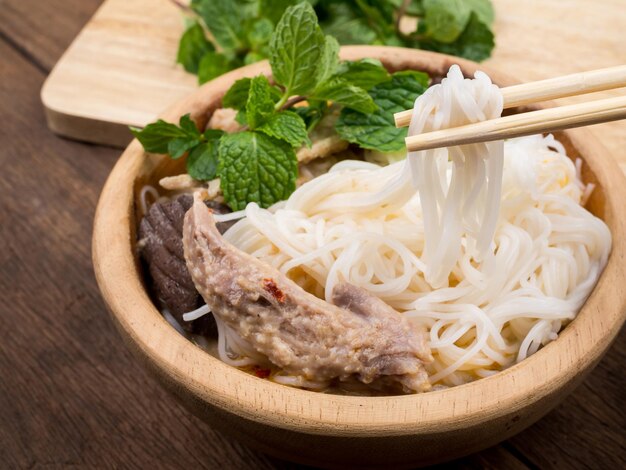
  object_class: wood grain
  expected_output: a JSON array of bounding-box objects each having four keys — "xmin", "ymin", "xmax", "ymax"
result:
[
  {"xmin": 404, "ymin": 95, "xmax": 626, "ymax": 152},
  {"xmin": 0, "ymin": 0, "xmax": 102, "ymax": 72},
  {"xmin": 1, "ymin": 0, "xmax": 624, "ymax": 468},
  {"xmin": 0, "ymin": 28, "xmax": 274, "ymax": 470},
  {"xmin": 394, "ymin": 65, "xmax": 626, "ymax": 127}
]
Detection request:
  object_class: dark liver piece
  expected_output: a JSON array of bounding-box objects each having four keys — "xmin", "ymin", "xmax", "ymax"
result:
[{"xmin": 138, "ymin": 194, "xmax": 233, "ymax": 333}]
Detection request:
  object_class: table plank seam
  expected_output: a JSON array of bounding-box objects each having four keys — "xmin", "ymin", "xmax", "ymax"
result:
[{"xmin": 0, "ymin": 29, "xmax": 48, "ymax": 74}]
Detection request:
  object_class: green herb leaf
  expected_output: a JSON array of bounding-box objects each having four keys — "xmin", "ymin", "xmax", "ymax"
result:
[
  {"xmin": 247, "ymin": 17, "xmax": 274, "ymax": 48},
  {"xmin": 192, "ymin": 0, "xmax": 246, "ymax": 50},
  {"xmin": 316, "ymin": 35, "xmax": 340, "ymax": 84},
  {"xmin": 422, "ymin": 0, "xmax": 471, "ymax": 43},
  {"xmin": 130, "ymin": 113, "xmax": 203, "ymax": 156},
  {"xmin": 465, "ymin": 0, "xmax": 495, "ymax": 26},
  {"xmin": 198, "ymin": 52, "xmax": 232, "ymax": 84},
  {"xmin": 131, "ymin": 119, "xmax": 193, "ymax": 154},
  {"xmin": 176, "ymin": 21, "xmax": 215, "ymax": 74},
  {"xmin": 318, "ymin": 3, "xmax": 377, "ymax": 45},
  {"xmin": 312, "ymin": 77, "xmax": 376, "ymax": 114},
  {"xmin": 334, "ymin": 58, "xmax": 391, "ymax": 90},
  {"xmin": 354, "ymin": 0, "xmax": 396, "ymax": 42},
  {"xmin": 203, "ymin": 128, "xmax": 224, "ymax": 141},
  {"xmin": 335, "ymin": 71, "xmax": 428, "ymax": 152},
  {"xmin": 222, "ymin": 78, "xmax": 252, "ymax": 110},
  {"xmin": 179, "ymin": 114, "xmax": 201, "ymax": 136},
  {"xmin": 218, "ymin": 131, "xmax": 298, "ymax": 210},
  {"xmin": 244, "ymin": 51, "xmax": 266, "ymax": 65},
  {"xmin": 237, "ymin": 0, "xmax": 261, "ymax": 19},
  {"xmin": 186, "ymin": 130, "xmax": 224, "ymax": 180},
  {"xmin": 269, "ymin": 2, "xmax": 326, "ymax": 96},
  {"xmin": 235, "ymin": 110, "xmax": 248, "ymax": 126},
  {"xmin": 293, "ymin": 100, "xmax": 327, "ymax": 132},
  {"xmin": 258, "ymin": 110, "xmax": 310, "ymax": 148},
  {"xmin": 222, "ymin": 77, "xmax": 282, "ymax": 110},
  {"xmin": 168, "ymin": 138, "xmax": 200, "ymax": 159},
  {"xmin": 421, "ymin": 13, "xmax": 494, "ymax": 62},
  {"xmin": 406, "ymin": 0, "xmax": 425, "ymax": 16},
  {"xmin": 246, "ymin": 75, "xmax": 278, "ymax": 129},
  {"xmin": 260, "ymin": 0, "xmax": 299, "ymax": 25}
]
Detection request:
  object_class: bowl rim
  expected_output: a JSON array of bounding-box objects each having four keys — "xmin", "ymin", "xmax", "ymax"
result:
[{"xmin": 93, "ymin": 45, "xmax": 626, "ymax": 437}]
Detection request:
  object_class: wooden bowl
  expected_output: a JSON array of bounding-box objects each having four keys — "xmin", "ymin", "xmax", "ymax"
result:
[{"xmin": 93, "ymin": 46, "xmax": 626, "ymax": 468}]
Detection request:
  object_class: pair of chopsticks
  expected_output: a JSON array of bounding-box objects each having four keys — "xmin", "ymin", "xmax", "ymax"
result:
[{"xmin": 394, "ymin": 65, "xmax": 626, "ymax": 152}]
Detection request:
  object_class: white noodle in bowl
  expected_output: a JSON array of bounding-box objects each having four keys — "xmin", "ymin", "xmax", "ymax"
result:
[{"xmin": 184, "ymin": 65, "xmax": 611, "ymax": 389}]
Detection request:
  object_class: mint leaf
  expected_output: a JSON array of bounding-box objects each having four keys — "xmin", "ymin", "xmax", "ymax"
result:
[
  {"xmin": 244, "ymin": 51, "xmax": 266, "ymax": 65},
  {"xmin": 406, "ymin": 0, "xmax": 425, "ymax": 16},
  {"xmin": 246, "ymin": 75, "xmax": 278, "ymax": 129},
  {"xmin": 269, "ymin": 2, "xmax": 326, "ymax": 96},
  {"xmin": 186, "ymin": 130, "xmax": 223, "ymax": 180},
  {"xmin": 258, "ymin": 111, "xmax": 310, "ymax": 148},
  {"xmin": 131, "ymin": 113, "xmax": 203, "ymax": 156},
  {"xmin": 260, "ymin": 0, "xmax": 298, "ymax": 25},
  {"xmin": 353, "ymin": 0, "xmax": 396, "ymax": 41},
  {"xmin": 235, "ymin": 110, "xmax": 248, "ymax": 127},
  {"xmin": 222, "ymin": 77, "xmax": 282, "ymax": 110},
  {"xmin": 179, "ymin": 114, "xmax": 201, "ymax": 136},
  {"xmin": 312, "ymin": 77, "xmax": 376, "ymax": 114},
  {"xmin": 131, "ymin": 119, "xmax": 191, "ymax": 154},
  {"xmin": 222, "ymin": 78, "xmax": 252, "ymax": 110},
  {"xmin": 176, "ymin": 22, "xmax": 215, "ymax": 74},
  {"xmin": 192, "ymin": 0, "xmax": 245, "ymax": 50},
  {"xmin": 422, "ymin": 0, "xmax": 471, "ymax": 43},
  {"xmin": 203, "ymin": 128, "xmax": 224, "ymax": 141},
  {"xmin": 335, "ymin": 71, "xmax": 428, "ymax": 152},
  {"xmin": 198, "ymin": 52, "xmax": 232, "ymax": 84},
  {"xmin": 334, "ymin": 58, "xmax": 391, "ymax": 90},
  {"xmin": 168, "ymin": 138, "xmax": 200, "ymax": 159},
  {"xmin": 316, "ymin": 35, "xmax": 340, "ymax": 84},
  {"xmin": 293, "ymin": 100, "xmax": 327, "ymax": 132},
  {"xmin": 421, "ymin": 13, "xmax": 494, "ymax": 62},
  {"xmin": 319, "ymin": 3, "xmax": 377, "ymax": 45},
  {"xmin": 237, "ymin": 0, "xmax": 261, "ymax": 19},
  {"xmin": 465, "ymin": 0, "xmax": 495, "ymax": 26},
  {"xmin": 247, "ymin": 17, "xmax": 274, "ymax": 49},
  {"xmin": 219, "ymin": 131, "xmax": 298, "ymax": 210}
]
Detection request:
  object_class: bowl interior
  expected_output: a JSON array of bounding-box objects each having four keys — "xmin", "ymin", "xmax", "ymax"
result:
[
  {"xmin": 94, "ymin": 46, "xmax": 626, "ymax": 441},
  {"xmin": 131, "ymin": 58, "xmax": 609, "ymax": 372}
]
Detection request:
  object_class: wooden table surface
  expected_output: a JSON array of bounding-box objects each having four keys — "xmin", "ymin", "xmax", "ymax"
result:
[{"xmin": 0, "ymin": 1, "xmax": 624, "ymax": 468}]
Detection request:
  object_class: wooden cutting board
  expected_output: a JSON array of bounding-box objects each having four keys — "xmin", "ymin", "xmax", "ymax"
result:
[{"xmin": 41, "ymin": 0, "xmax": 626, "ymax": 170}]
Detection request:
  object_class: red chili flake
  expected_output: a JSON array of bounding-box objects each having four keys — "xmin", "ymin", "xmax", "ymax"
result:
[
  {"xmin": 252, "ymin": 366, "xmax": 271, "ymax": 379},
  {"xmin": 262, "ymin": 278, "xmax": 286, "ymax": 303}
]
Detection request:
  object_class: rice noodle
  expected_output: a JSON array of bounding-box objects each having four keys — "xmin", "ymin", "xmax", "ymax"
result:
[
  {"xmin": 210, "ymin": 66, "xmax": 611, "ymax": 387},
  {"xmin": 182, "ymin": 304, "xmax": 210, "ymax": 322},
  {"xmin": 139, "ymin": 185, "xmax": 160, "ymax": 216}
]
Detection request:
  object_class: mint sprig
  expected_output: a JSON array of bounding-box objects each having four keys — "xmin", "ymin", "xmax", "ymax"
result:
[
  {"xmin": 176, "ymin": 21, "xmax": 214, "ymax": 74},
  {"xmin": 135, "ymin": 4, "xmax": 434, "ymax": 211},
  {"xmin": 176, "ymin": 0, "xmax": 496, "ymax": 84},
  {"xmin": 270, "ymin": 3, "xmax": 326, "ymax": 100},
  {"xmin": 131, "ymin": 115, "xmax": 223, "ymax": 180},
  {"xmin": 192, "ymin": 0, "xmax": 245, "ymax": 51}
]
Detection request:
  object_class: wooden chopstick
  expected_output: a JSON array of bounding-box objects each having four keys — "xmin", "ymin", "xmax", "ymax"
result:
[
  {"xmin": 394, "ymin": 65, "xmax": 626, "ymax": 128},
  {"xmin": 404, "ymin": 95, "xmax": 626, "ymax": 152}
]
